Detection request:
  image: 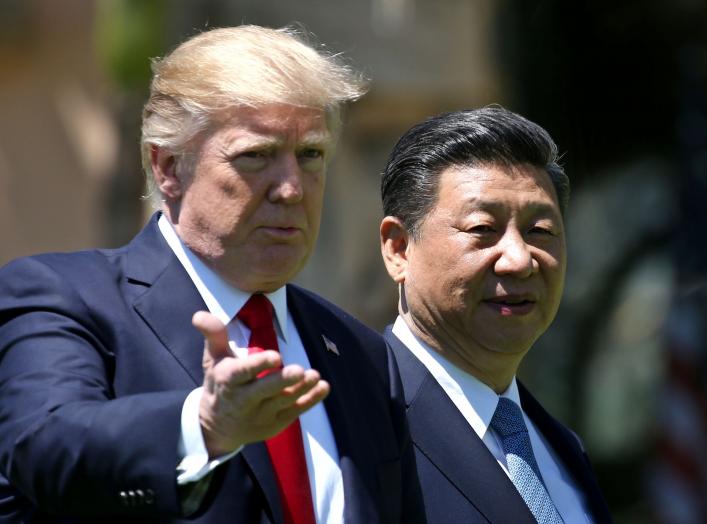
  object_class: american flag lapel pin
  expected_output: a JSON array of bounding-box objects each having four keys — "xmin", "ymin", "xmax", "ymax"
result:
[{"xmin": 321, "ymin": 334, "xmax": 340, "ymax": 356}]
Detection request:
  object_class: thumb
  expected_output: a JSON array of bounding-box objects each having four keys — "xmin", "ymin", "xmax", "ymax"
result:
[{"xmin": 192, "ymin": 311, "xmax": 230, "ymax": 366}]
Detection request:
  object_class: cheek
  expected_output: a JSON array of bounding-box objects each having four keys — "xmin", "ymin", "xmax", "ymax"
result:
[
  {"xmin": 539, "ymin": 254, "xmax": 566, "ymax": 315},
  {"xmin": 209, "ymin": 167, "xmax": 264, "ymax": 207},
  {"xmin": 410, "ymin": 249, "xmax": 464, "ymax": 299},
  {"xmin": 544, "ymin": 248, "xmax": 567, "ymax": 285},
  {"xmin": 213, "ymin": 169, "xmax": 258, "ymax": 202},
  {"xmin": 310, "ymin": 172, "xmax": 326, "ymax": 196},
  {"xmin": 447, "ymin": 248, "xmax": 490, "ymax": 288},
  {"xmin": 185, "ymin": 182, "xmax": 251, "ymax": 236},
  {"xmin": 304, "ymin": 176, "xmax": 326, "ymax": 215}
]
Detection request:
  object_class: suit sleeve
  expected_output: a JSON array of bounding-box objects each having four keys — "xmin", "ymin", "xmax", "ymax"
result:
[{"xmin": 0, "ymin": 257, "xmax": 188, "ymax": 518}]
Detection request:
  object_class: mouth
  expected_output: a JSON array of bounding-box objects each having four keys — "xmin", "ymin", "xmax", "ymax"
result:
[
  {"xmin": 482, "ymin": 295, "xmax": 536, "ymax": 316},
  {"xmin": 258, "ymin": 226, "xmax": 303, "ymax": 240}
]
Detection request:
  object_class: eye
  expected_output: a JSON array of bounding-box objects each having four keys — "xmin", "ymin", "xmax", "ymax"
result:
[
  {"xmin": 298, "ymin": 148, "xmax": 326, "ymax": 172},
  {"xmin": 241, "ymin": 151, "xmax": 265, "ymax": 158},
  {"xmin": 467, "ymin": 224, "xmax": 496, "ymax": 234},
  {"xmin": 527, "ymin": 225, "xmax": 556, "ymax": 236},
  {"xmin": 231, "ymin": 150, "xmax": 268, "ymax": 172},
  {"xmin": 299, "ymin": 148, "xmax": 324, "ymax": 159}
]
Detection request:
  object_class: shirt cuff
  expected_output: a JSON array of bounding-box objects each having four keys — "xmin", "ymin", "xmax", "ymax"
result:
[{"xmin": 176, "ymin": 387, "xmax": 242, "ymax": 485}]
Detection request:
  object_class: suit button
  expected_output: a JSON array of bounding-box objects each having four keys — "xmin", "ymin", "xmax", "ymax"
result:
[
  {"xmin": 119, "ymin": 491, "xmax": 129, "ymax": 507},
  {"xmin": 144, "ymin": 488, "xmax": 155, "ymax": 505}
]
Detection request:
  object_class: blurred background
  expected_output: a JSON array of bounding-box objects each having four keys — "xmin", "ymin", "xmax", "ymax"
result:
[{"xmin": 1, "ymin": 0, "xmax": 706, "ymax": 521}]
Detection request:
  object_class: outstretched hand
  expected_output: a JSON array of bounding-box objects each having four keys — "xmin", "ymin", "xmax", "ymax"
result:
[{"xmin": 192, "ymin": 311, "xmax": 330, "ymax": 457}]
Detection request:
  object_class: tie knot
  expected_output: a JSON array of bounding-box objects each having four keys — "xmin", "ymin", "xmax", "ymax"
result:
[
  {"xmin": 490, "ymin": 397, "xmax": 527, "ymax": 438},
  {"xmin": 237, "ymin": 294, "xmax": 274, "ymax": 330}
]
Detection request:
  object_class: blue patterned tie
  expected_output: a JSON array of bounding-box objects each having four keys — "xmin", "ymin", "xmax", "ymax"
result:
[{"xmin": 490, "ymin": 398, "xmax": 564, "ymax": 523}]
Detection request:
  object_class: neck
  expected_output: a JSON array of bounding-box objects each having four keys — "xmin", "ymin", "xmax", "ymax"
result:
[{"xmin": 400, "ymin": 310, "xmax": 522, "ymax": 394}]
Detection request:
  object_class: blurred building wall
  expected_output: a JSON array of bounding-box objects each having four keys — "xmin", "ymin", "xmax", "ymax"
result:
[{"xmin": 0, "ymin": 0, "xmax": 118, "ymax": 264}]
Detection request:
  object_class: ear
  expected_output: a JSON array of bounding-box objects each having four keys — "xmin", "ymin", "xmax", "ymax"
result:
[
  {"xmin": 150, "ymin": 145, "xmax": 183, "ymax": 200},
  {"xmin": 380, "ymin": 216, "xmax": 410, "ymax": 284}
]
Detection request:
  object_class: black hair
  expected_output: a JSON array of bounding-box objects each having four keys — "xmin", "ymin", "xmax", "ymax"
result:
[{"xmin": 381, "ymin": 106, "xmax": 569, "ymax": 237}]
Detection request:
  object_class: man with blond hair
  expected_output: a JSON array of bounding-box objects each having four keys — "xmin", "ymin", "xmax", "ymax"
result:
[{"xmin": 0, "ymin": 25, "xmax": 423, "ymax": 523}]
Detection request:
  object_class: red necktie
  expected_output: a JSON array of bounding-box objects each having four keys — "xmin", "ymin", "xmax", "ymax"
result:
[{"xmin": 237, "ymin": 294, "xmax": 317, "ymax": 524}]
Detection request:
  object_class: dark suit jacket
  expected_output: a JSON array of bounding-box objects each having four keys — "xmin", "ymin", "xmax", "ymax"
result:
[
  {"xmin": 385, "ymin": 327, "xmax": 612, "ymax": 524},
  {"xmin": 0, "ymin": 214, "xmax": 424, "ymax": 524}
]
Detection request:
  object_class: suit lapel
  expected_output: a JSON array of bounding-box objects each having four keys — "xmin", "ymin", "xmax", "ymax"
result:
[
  {"xmin": 287, "ymin": 286, "xmax": 380, "ymax": 524},
  {"xmin": 133, "ymin": 261, "xmax": 207, "ymax": 384},
  {"xmin": 520, "ymin": 384, "xmax": 612, "ymax": 522},
  {"xmin": 385, "ymin": 328, "xmax": 536, "ymax": 524},
  {"xmin": 125, "ymin": 215, "xmax": 206, "ymax": 384},
  {"xmin": 240, "ymin": 444, "xmax": 285, "ymax": 524}
]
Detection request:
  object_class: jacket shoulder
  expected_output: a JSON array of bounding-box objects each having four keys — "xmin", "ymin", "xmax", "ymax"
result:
[
  {"xmin": 287, "ymin": 284, "xmax": 389, "ymax": 378},
  {"xmin": 2, "ymin": 246, "xmax": 126, "ymax": 281},
  {"xmin": 0, "ymin": 248, "xmax": 130, "ymax": 311},
  {"xmin": 287, "ymin": 284, "xmax": 381, "ymax": 341}
]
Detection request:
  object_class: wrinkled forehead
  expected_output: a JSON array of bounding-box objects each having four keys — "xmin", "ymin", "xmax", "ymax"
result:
[
  {"xmin": 194, "ymin": 103, "xmax": 335, "ymax": 152},
  {"xmin": 231, "ymin": 104, "xmax": 329, "ymax": 131}
]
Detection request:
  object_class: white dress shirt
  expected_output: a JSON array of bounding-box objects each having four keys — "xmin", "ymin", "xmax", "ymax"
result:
[
  {"xmin": 159, "ymin": 215, "xmax": 344, "ymax": 524},
  {"xmin": 392, "ymin": 316, "xmax": 594, "ymax": 523}
]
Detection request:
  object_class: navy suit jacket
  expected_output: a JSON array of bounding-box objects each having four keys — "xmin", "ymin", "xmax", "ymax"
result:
[
  {"xmin": 385, "ymin": 327, "xmax": 612, "ymax": 524},
  {"xmin": 0, "ymin": 214, "xmax": 424, "ymax": 523}
]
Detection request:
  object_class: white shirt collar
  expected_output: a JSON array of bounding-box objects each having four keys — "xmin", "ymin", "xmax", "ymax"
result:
[
  {"xmin": 392, "ymin": 315, "xmax": 520, "ymax": 439},
  {"xmin": 158, "ymin": 214, "xmax": 288, "ymax": 341},
  {"xmin": 392, "ymin": 318, "xmax": 595, "ymax": 523}
]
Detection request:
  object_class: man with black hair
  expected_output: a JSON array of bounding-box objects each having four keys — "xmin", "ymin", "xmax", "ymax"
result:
[{"xmin": 379, "ymin": 107, "xmax": 612, "ymax": 523}]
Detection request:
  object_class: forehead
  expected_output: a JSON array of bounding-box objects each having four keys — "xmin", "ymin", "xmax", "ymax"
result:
[
  {"xmin": 435, "ymin": 163, "xmax": 561, "ymax": 216},
  {"xmin": 222, "ymin": 104, "xmax": 330, "ymax": 138},
  {"xmin": 198, "ymin": 104, "xmax": 333, "ymax": 153}
]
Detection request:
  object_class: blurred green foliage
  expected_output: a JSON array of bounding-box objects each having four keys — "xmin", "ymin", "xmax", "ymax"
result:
[{"xmin": 95, "ymin": 0, "xmax": 168, "ymax": 89}]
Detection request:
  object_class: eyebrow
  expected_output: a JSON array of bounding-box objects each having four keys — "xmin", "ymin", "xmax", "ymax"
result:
[
  {"xmin": 297, "ymin": 130, "xmax": 334, "ymax": 148},
  {"xmin": 223, "ymin": 130, "xmax": 333, "ymax": 151}
]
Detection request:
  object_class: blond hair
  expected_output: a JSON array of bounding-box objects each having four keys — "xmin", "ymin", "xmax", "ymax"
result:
[{"xmin": 141, "ymin": 25, "xmax": 368, "ymax": 199}]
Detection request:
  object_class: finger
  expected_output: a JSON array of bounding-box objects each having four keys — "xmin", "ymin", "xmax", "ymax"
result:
[
  {"xmin": 214, "ymin": 351, "xmax": 285, "ymax": 388},
  {"xmin": 280, "ymin": 369, "xmax": 322, "ymax": 396},
  {"xmin": 292, "ymin": 379, "xmax": 330, "ymax": 410},
  {"xmin": 250, "ymin": 366, "xmax": 317, "ymax": 407},
  {"xmin": 228, "ymin": 363, "xmax": 306, "ymax": 397},
  {"xmin": 257, "ymin": 370, "xmax": 323, "ymax": 416},
  {"xmin": 193, "ymin": 311, "xmax": 230, "ymax": 362},
  {"xmin": 258, "ymin": 370, "xmax": 329, "ymax": 417},
  {"xmin": 275, "ymin": 380, "xmax": 330, "ymax": 422}
]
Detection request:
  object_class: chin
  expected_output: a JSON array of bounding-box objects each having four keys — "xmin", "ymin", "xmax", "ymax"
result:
[
  {"xmin": 484, "ymin": 337, "xmax": 536, "ymax": 356},
  {"xmin": 268, "ymin": 256, "xmax": 306, "ymax": 276},
  {"xmin": 237, "ymin": 275, "xmax": 290, "ymax": 294},
  {"xmin": 251, "ymin": 262, "xmax": 305, "ymax": 291}
]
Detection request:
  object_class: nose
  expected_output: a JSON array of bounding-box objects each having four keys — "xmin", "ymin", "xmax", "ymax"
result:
[
  {"xmin": 268, "ymin": 154, "xmax": 303, "ymax": 204},
  {"xmin": 494, "ymin": 229, "xmax": 537, "ymax": 278}
]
